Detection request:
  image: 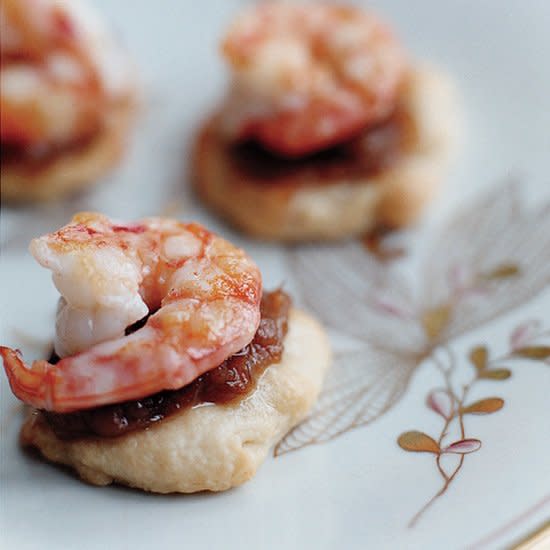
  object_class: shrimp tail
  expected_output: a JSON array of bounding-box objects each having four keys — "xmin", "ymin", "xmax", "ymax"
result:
[{"xmin": 0, "ymin": 347, "xmax": 51, "ymax": 410}]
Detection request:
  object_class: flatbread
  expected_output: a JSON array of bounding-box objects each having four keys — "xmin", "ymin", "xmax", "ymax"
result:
[
  {"xmin": 193, "ymin": 66, "xmax": 459, "ymax": 241},
  {"xmin": 2, "ymin": 99, "xmax": 135, "ymax": 203},
  {"xmin": 21, "ymin": 308, "xmax": 331, "ymax": 493}
]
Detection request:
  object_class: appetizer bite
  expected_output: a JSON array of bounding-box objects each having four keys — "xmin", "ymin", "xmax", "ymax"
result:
[
  {"xmin": 1, "ymin": 0, "xmax": 136, "ymax": 202},
  {"xmin": 0, "ymin": 213, "xmax": 330, "ymax": 493},
  {"xmin": 194, "ymin": 1, "xmax": 459, "ymax": 240}
]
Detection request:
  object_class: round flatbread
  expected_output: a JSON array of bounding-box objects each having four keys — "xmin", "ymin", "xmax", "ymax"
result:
[
  {"xmin": 20, "ymin": 308, "xmax": 331, "ymax": 493},
  {"xmin": 193, "ymin": 66, "xmax": 459, "ymax": 241},
  {"xmin": 1, "ymin": 100, "xmax": 135, "ymax": 203}
]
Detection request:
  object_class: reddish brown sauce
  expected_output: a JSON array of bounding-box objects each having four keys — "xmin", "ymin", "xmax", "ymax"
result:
[
  {"xmin": 1, "ymin": 130, "xmax": 100, "ymax": 172},
  {"xmin": 227, "ymin": 105, "xmax": 416, "ymax": 187},
  {"xmin": 43, "ymin": 290, "xmax": 291, "ymax": 440}
]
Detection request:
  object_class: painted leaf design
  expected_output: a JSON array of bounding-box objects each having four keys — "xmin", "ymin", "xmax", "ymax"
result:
[
  {"xmin": 398, "ymin": 431, "xmax": 440, "ymax": 454},
  {"xmin": 427, "ymin": 390, "xmax": 453, "ymax": 418},
  {"xmin": 443, "ymin": 439, "xmax": 481, "ymax": 454},
  {"xmin": 422, "ymin": 305, "xmax": 452, "ymax": 342},
  {"xmin": 461, "ymin": 397, "xmax": 504, "ymax": 415},
  {"xmin": 275, "ymin": 348, "xmax": 420, "ymax": 456},
  {"xmin": 283, "ymin": 181, "xmax": 548, "ymax": 461},
  {"xmin": 513, "ymin": 346, "xmax": 550, "ymax": 360},
  {"xmin": 510, "ymin": 320, "xmax": 541, "ymax": 350},
  {"xmin": 286, "ymin": 242, "xmax": 422, "ymax": 347},
  {"xmin": 469, "ymin": 346, "xmax": 488, "ymax": 371},
  {"xmin": 422, "ymin": 181, "xmax": 550, "ymax": 342},
  {"xmin": 479, "ymin": 368, "xmax": 511, "ymax": 380},
  {"xmin": 481, "ymin": 263, "xmax": 521, "ymax": 280}
]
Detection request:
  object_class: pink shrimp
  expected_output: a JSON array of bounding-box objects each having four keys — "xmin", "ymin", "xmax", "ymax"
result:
[
  {"xmin": 0, "ymin": 0, "xmax": 131, "ymax": 147},
  {"xmin": 0, "ymin": 213, "xmax": 262, "ymax": 412},
  {"xmin": 221, "ymin": 2, "xmax": 408, "ymax": 157}
]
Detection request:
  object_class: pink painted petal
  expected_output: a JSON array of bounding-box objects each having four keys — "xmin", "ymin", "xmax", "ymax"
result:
[
  {"xmin": 448, "ymin": 264, "xmax": 471, "ymax": 293},
  {"xmin": 426, "ymin": 390, "xmax": 453, "ymax": 418},
  {"xmin": 510, "ymin": 320, "xmax": 541, "ymax": 350},
  {"xmin": 370, "ymin": 294, "xmax": 412, "ymax": 320},
  {"xmin": 443, "ymin": 439, "xmax": 482, "ymax": 454}
]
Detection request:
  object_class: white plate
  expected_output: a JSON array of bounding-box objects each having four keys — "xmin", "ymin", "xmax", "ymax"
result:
[{"xmin": 1, "ymin": 2, "xmax": 549, "ymax": 549}]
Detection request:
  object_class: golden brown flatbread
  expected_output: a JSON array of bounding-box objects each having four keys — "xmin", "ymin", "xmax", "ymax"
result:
[
  {"xmin": 193, "ymin": 66, "xmax": 459, "ymax": 241},
  {"xmin": 21, "ymin": 308, "xmax": 331, "ymax": 493},
  {"xmin": 2, "ymin": 100, "xmax": 135, "ymax": 203}
]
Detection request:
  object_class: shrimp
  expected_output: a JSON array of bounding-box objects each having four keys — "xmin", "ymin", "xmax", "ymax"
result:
[
  {"xmin": 0, "ymin": 0, "xmax": 131, "ymax": 148},
  {"xmin": 0, "ymin": 213, "xmax": 263, "ymax": 413},
  {"xmin": 221, "ymin": 2, "xmax": 408, "ymax": 157}
]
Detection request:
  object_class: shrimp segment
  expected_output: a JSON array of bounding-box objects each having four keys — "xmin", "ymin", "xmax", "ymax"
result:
[
  {"xmin": 0, "ymin": 213, "xmax": 262, "ymax": 412},
  {"xmin": 0, "ymin": 0, "xmax": 131, "ymax": 148},
  {"xmin": 221, "ymin": 2, "xmax": 407, "ymax": 157}
]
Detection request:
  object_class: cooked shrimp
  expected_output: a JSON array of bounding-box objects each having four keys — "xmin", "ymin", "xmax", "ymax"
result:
[
  {"xmin": 221, "ymin": 2, "xmax": 408, "ymax": 157},
  {"xmin": 0, "ymin": 213, "xmax": 262, "ymax": 412},
  {"xmin": 0, "ymin": 0, "xmax": 132, "ymax": 148}
]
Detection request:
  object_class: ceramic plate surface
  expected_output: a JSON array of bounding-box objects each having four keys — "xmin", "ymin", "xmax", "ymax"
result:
[{"xmin": 1, "ymin": 1, "xmax": 549, "ymax": 549}]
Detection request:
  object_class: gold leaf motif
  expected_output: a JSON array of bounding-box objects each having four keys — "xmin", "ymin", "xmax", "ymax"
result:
[
  {"xmin": 461, "ymin": 397, "xmax": 504, "ymax": 415},
  {"xmin": 479, "ymin": 368, "xmax": 511, "ymax": 380},
  {"xmin": 481, "ymin": 263, "xmax": 521, "ymax": 280},
  {"xmin": 513, "ymin": 346, "xmax": 550, "ymax": 360},
  {"xmin": 280, "ymin": 182, "xmax": 550, "ymax": 470},
  {"xmin": 398, "ymin": 431, "xmax": 440, "ymax": 453},
  {"xmin": 421, "ymin": 305, "xmax": 452, "ymax": 341},
  {"xmin": 362, "ymin": 227, "xmax": 406, "ymax": 262},
  {"xmin": 469, "ymin": 346, "xmax": 488, "ymax": 371},
  {"xmin": 424, "ymin": 182, "xmax": 550, "ymax": 343}
]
